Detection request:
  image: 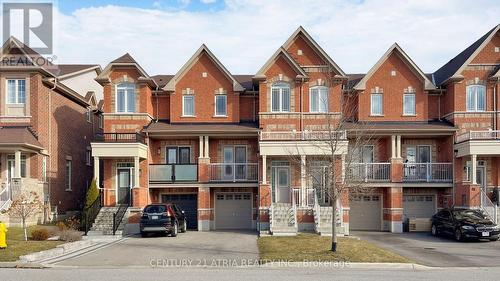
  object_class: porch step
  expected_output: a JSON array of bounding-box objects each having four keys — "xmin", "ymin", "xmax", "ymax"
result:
[
  {"xmin": 89, "ymin": 206, "xmax": 129, "ymax": 235},
  {"xmin": 314, "ymin": 206, "xmax": 344, "ymax": 235},
  {"xmin": 270, "ymin": 203, "xmax": 297, "ymax": 235}
]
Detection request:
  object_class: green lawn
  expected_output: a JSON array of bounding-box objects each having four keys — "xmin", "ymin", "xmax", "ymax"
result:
[
  {"xmin": 0, "ymin": 226, "xmax": 63, "ymax": 262},
  {"xmin": 258, "ymin": 234, "xmax": 411, "ymax": 263}
]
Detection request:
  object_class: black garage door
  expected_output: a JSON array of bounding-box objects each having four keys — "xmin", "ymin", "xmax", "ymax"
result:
[{"xmin": 161, "ymin": 194, "xmax": 198, "ymax": 230}]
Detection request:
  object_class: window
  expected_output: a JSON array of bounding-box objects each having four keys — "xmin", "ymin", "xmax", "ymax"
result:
[
  {"xmin": 99, "ymin": 115, "xmax": 103, "ymax": 129},
  {"xmin": 66, "ymin": 160, "xmax": 72, "ymax": 191},
  {"xmin": 466, "ymin": 85, "xmax": 486, "ymax": 112},
  {"xmin": 271, "ymin": 82, "xmax": 291, "ymax": 112},
  {"xmin": 310, "ymin": 86, "xmax": 328, "ymax": 113},
  {"xmin": 7, "ymin": 154, "xmax": 27, "ymax": 178},
  {"xmin": 215, "ymin": 95, "xmax": 227, "ymax": 116},
  {"xmin": 361, "ymin": 145, "xmax": 374, "ymax": 163},
  {"xmin": 115, "ymin": 83, "xmax": 135, "ymax": 113},
  {"xmin": 403, "ymin": 93, "xmax": 415, "ymax": 115},
  {"xmin": 182, "ymin": 95, "xmax": 195, "ymax": 116},
  {"xmin": 166, "ymin": 147, "xmax": 191, "ymax": 164},
  {"xmin": 86, "ymin": 148, "xmax": 92, "ymax": 166},
  {"xmin": 86, "ymin": 108, "xmax": 92, "ymax": 122},
  {"xmin": 42, "ymin": 156, "xmax": 47, "ymax": 182},
  {"xmin": 370, "ymin": 93, "xmax": 383, "ymax": 115},
  {"xmin": 7, "ymin": 79, "xmax": 26, "ymax": 104}
]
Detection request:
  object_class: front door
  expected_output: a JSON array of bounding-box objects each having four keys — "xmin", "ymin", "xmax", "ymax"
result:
[
  {"xmin": 477, "ymin": 166, "xmax": 486, "ymax": 190},
  {"xmin": 117, "ymin": 169, "xmax": 131, "ymax": 205},
  {"xmin": 276, "ymin": 167, "xmax": 290, "ymax": 203}
]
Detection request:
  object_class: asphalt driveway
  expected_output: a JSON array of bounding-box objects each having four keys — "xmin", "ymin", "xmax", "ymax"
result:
[
  {"xmin": 352, "ymin": 231, "xmax": 500, "ymax": 267},
  {"xmin": 55, "ymin": 230, "xmax": 259, "ymax": 267}
]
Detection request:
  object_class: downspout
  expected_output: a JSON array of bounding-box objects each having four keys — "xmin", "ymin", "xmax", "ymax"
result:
[
  {"xmin": 300, "ymin": 77, "xmax": 304, "ymax": 132},
  {"xmin": 155, "ymin": 85, "xmax": 160, "ymax": 122},
  {"xmin": 48, "ymin": 77, "xmax": 57, "ymax": 217},
  {"xmin": 494, "ymin": 80, "xmax": 497, "ymax": 130}
]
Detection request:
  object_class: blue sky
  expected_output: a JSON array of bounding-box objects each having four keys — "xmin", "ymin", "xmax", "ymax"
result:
[{"xmin": 24, "ymin": 0, "xmax": 500, "ymax": 75}]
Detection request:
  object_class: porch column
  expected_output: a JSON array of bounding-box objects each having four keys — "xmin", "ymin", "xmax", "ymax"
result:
[
  {"xmin": 94, "ymin": 156, "xmax": 100, "ymax": 188},
  {"xmin": 134, "ymin": 156, "xmax": 140, "ymax": 187},
  {"xmin": 204, "ymin": 136, "xmax": 209, "ymax": 158},
  {"xmin": 300, "ymin": 155, "xmax": 306, "ymax": 207},
  {"xmin": 262, "ymin": 155, "xmax": 267, "ymax": 184},
  {"xmin": 391, "ymin": 135, "xmax": 396, "ymax": 158},
  {"xmin": 471, "ymin": 154, "xmax": 477, "ymax": 184},
  {"xmin": 199, "ymin": 136, "xmax": 204, "ymax": 158},
  {"xmin": 14, "ymin": 150, "xmax": 21, "ymax": 178},
  {"xmin": 396, "ymin": 135, "xmax": 402, "ymax": 158}
]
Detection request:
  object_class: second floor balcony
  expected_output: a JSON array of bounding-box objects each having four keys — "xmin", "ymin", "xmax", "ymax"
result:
[
  {"xmin": 347, "ymin": 162, "xmax": 453, "ymax": 183},
  {"xmin": 209, "ymin": 163, "xmax": 258, "ymax": 182},
  {"xmin": 149, "ymin": 164, "xmax": 198, "ymax": 183},
  {"xmin": 456, "ymin": 130, "xmax": 500, "ymax": 143},
  {"xmin": 454, "ymin": 130, "xmax": 500, "ymax": 157},
  {"xmin": 348, "ymin": 163, "xmax": 391, "ymax": 182},
  {"xmin": 94, "ymin": 133, "xmax": 146, "ymax": 144},
  {"xmin": 259, "ymin": 130, "xmax": 347, "ymax": 141}
]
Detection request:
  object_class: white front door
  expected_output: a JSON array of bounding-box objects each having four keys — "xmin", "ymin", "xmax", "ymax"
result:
[
  {"xmin": 276, "ymin": 167, "xmax": 290, "ymax": 203},
  {"xmin": 223, "ymin": 147, "xmax": 234, "ymax": 180}
]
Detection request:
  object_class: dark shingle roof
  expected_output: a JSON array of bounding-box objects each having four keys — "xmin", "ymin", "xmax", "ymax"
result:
[
  {"xmin": 346, "ymin": 74, "xmax": 365, "ymax": 89},
  {"xmin": 111, "ymin": 53, "xmax": 137, "ymax": 64},
  {"xmin": 0, "ymin": 127, "xmax": 44, "ymax": 149},
  {"xmin": 151, "ymin": 75, "xmax": 174, "ymax": 88},
  {"xmin": 433, "ymin": 25, "xmax": 498, "ymax": 86},
  {"xmin": 145, "ymin": 121, "xmax": 259, "ymax": 135},
  {"xmin": 234, "ymin": 75, "xmax": 254, "ymax": 91},
  {"xmin": 48, "ymin": 64, "xmax": 99, "ymax": 77}
]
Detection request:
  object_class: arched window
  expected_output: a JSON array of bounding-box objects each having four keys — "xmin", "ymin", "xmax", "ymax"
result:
[
  {"xmin": 310, "ymin": 86, "xmax": 328, "ymax": 113},
  {"xmin": 115, "ymin": 83, "xmax": 136, "ymax": 113},
  {"xmin": 271, "ymin": 82, "xmax": 290, "ymax": 112},
  {"xmin": 466, "ymin": 85, "xmax": 486, "ymax": 112}
]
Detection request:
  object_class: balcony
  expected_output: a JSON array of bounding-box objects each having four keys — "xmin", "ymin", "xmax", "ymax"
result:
[
  {"xmin": 209, "ymin": 163, "xmax": 258, "ymax": 182},
  {"xmin": 348, "ymin": 163, "xmax": 391, "ymax": 182},
  {"xmin": 403, "ymin": 163, "xmax": 453, "ymax": 182},
  {"xmin": 94, "ymin": 133, "xmax": 146, "ymax": 144},
  {"xmin": 259, "ymin": 130, "xmax": 347, "ymax": 141},
  {"xmin": 455, "ymin": 130, "xmax": 500, "ymax": 157},
  {"xmin": 149, "ymin": 164, "xmax": 198, "ymax": 183}
]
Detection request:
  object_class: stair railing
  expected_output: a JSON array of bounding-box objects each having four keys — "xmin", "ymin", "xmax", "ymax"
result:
[
  {"xmin": 113, "ymin": 204, "xmax": 128, "ymax": 235},
  {"xmin": 313, "ymin": 189, "xmax": 320, "ymax": 230},
  {"xmin": 480, "ymin": 189, "xmax": 498, "ymax": 224},
  {"xmin": 291, "ymin": 189, "xmax": 297, "ymax": 229},
  {"xmin": 83, "ymin": 190, "xmax": 102, "ymax": 235}
]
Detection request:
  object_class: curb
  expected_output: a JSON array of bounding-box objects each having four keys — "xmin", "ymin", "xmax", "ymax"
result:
[
  {"xmin": 19, "ymin": 240, "xmax": 95, "ymax": 263},
  {"xmin": 0, "ymin": 262, "xmax": 47, "ymax": 269}
]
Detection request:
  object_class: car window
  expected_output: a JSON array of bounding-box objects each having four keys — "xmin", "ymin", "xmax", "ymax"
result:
[
  {"xmin": 144, "ymin": 205, "xmax": 166, "ymax": 213},
  {"xmin": 453, "ymin": 210, "xmax": 487, "ymax": 220},
  {"xmin": 173, "ymin": 205, "xmax": 183, "ymax": 215},
  {"xmin": 440, "ymin": 210, "xmax": 451, "ymax": 219}
]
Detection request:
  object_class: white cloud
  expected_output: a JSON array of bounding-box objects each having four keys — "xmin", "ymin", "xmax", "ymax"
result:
[
  {"xmin": 52, "ymin": 0, "xmax": 500, "ymax": 75},
  {"xmin": 200, "ymin": 0, "xmax": 217, "ymax": 3}
]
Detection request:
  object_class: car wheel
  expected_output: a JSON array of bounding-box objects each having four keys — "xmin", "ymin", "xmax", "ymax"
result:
[
  {"xmin": 431, "ymin": 224, "xmax": 438, "ymax": 236},
  {"xmin": 171, "ymin": 222, "xmax": 178, "ymax": 237},
  {"xmin": 140, "ymin": 231, "xmax": 147, "ymax": 238},
  {"xmin": 454, "ymin": 229, "xmax": 463, "ymax": 241},
  {"xmin": 181, "ymin": 220, "xmax": 187, "ymax": 233}
]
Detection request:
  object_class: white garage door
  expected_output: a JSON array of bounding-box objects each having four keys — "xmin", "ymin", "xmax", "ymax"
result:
[
  {"xmin": 403, "ymin": 195, "xmax": 436, "ymax": 219},
  {"xmin": 350, "ymin": 194, "xmax": 382, "ymax": 231},
  {"xmin": 215, "ymin": 193, "xmax": 253, "ymax": 230}
]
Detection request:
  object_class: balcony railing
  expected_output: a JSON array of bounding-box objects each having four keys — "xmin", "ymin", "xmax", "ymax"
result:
[
  {"xmin": 259, "ymin": 130, "xmax": 347, "ymax": 141},
  {"xmin": 209, "ymin": 163, "xmax": 258, "ymax": 182},
  {"xmin": 149, "ymin": 164, "xmax": 198, "ymax": 183},
  {"xmin": 347, "ymin": 163, "xmax": 391, "ymax": 182},
  {"xmin": 94, "ymin": 133, "xmax": 146, "ymax": 144},
  {"xmin": 456, "ymin": 130, "xmax": 500, "ymax": 143},
  {"xmin": 403, "ymin": 163, "xmax": 453, "ymax": 182}
]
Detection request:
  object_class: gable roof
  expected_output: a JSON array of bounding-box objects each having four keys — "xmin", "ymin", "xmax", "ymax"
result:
[
  {"xmin": 433, "ymin": 24, "xmax": 500, "ymax": 86},
  {"xmin": 96, "ymin": 53, "xmax": 156, "ymax": 87},
  {"xmin": 0, "ymin": 36, "xmax": 56, "ymax": 76},
  {"xmin": 283, "ymin": 26, "xmax": 346, "ymax": 77},
  {"xmin": 254, "ymin": 47, "xmax": 308, "ymax": 79},
  {"xmin": 163, "ymin": 44, "xmax": 244, "ymax": 92},
  {"xmin": 353, "ymin": 43, "xmax": 435, "ymax": 91}
]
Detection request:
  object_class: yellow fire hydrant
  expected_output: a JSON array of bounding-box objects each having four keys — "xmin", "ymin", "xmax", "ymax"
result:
[{"xmin": 0, "ymin": 221, "xmax": 7, "ymax": 249}]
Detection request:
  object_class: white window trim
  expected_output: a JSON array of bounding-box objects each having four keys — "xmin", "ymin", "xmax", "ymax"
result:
[
  {"xmin": 86, "ymin": 107, "xmax": 92, "ymax": 123},
  {"xmin": 309, "ymin": 86, "xmax": 329, "ymax": 113},
  {"xmin": 214, "ymin": 95, "xmax": 227, "ymax": 117},
  {"xmin": 271, "ymin": 83, "xmax": 291, "ymax": 113},
  {"xmin": 403, "ymin": 93, "xmax": 416, "ymax": 116},
  {"xmin": 98, "ymin": 114, "xmax": 103, "ymax": 129},
  {"xmin": 114, "ymin": 83, "xmax": 136, "ymax": 113},
  {"xmin": 466, "ymin": 85, "xmax": 486, "ymax": 112},
  {"xmin": 66, "ymin": 160, "xmax": 72, "ymax": 191},
  {"xmin": 86, "ymin": 148, "xmax": 92, "ymax": 166},
  {"xmin": 6, "ymin": 79, "xmax": 26, "ymax": 105},
  {"xmin": 370, "ymin": 93, "xmax": 383, "ymax": 116},
  {"xmin": 182, "ymin": 95, "xmax": 195, "ymax": 117}
]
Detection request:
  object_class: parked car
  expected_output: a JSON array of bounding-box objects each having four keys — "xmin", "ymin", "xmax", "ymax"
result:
[
  {"xmin": 139, "ymin": 204, "xmax": 187, "ymax": 237},
  {"xmin": 431, "ymin": 208, "xmax": 500, "ymax": 241}
]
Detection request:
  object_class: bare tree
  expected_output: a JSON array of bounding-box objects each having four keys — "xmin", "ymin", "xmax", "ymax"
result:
[{"xmin": 6, "ymin": 191, "xmax": 43, "ymax": 241}]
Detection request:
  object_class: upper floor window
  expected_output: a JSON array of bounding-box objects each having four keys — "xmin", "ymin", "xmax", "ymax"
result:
[
  {"xmin": 403, "ymin": 93, "xmax": 416, "ymax": 115},
  {"xmin": 271, "ymin": 82, "xmax": 290, "ymax": 112},
  {"xmin": 183, "ymin": 95, "xmax": 195, "ymax": 116},
  {"xmin": 7, "ymin": 79, "xmax": 26, "ymax": 104},
  {"xmin": 310, "ymin": 86, "xmax": 328, "ymax": 113},
  {"xmin": 370, "ymin": 93, "xmax": 383, "ymax": 116},
  {"xmin": 115, "ymin": 83, "xmax": 135, "ymax": 113},
  {"xmin": 215, "ymin": 95, "xmax": 227, "ymax": 116},
  {"xmin": 466, "ymin": 85, "xmax": 486, "ymax": 112},
  {"xmin": 86, "ymin": 107, "xmax": 92, "ymax": 122},
  {"xmin": 66, "ymin": 159, "xmax": 72, "ymax": 191}
]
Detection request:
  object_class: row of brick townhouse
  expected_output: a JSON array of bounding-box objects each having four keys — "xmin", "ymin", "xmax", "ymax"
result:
[
  {"xmin": 89, "ymin": 24, "xmax": 500, "ymax": 235},
  {"xmin": 0, "ymin": 37, "xmax": 104, "ymax": 226}
]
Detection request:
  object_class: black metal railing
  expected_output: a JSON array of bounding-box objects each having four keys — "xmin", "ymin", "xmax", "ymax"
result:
[
  {"xmin": 94, "ymin": 133, "xmax": 146, "ymax": 144},
  {"xmin": 112, "ymin": 204, "xmax": 128, "ymax": 235},
  {"xmin": 83, "ymin": 190, "xmax": 102, "ymax": 235}
]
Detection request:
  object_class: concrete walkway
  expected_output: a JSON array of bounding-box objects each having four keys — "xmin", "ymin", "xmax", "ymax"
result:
[{"xmin": 55, "ymin": 230, "xmax": 259, "ymax": 267}]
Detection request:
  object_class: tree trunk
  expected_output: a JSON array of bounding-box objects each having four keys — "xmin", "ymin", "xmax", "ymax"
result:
[{"xmin": 331, "ymin": 197, "xmax": 337, "ymax": 252}]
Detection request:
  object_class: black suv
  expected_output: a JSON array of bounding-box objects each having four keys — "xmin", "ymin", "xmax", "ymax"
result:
[
  {"xmin": 431, "ymin": 208, "xmax": 499, "ymax": 241},
  {"xmin": 139, "ymin": 204, "xmax": 187, "ymax": 237}
]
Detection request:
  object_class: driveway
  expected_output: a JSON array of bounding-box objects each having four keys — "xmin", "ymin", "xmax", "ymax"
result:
[
  {"xmin": 55, "ymin": 230, "xmax": 259, "ymax": 267},
  {"xmin": 352, "ymin": 231, "xmax": 500, "ymax": 267}
]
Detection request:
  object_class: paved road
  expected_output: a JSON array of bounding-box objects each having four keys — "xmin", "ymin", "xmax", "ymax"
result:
[
  {"xmin": 353, "ymin": 231, "xmax": 500, "ymax": 267},
  {"xmin": 2, "ymin": 267, "xmax": 500, "ymax": 281},
  {"xmin": 56, "ymin": 231, "xmax": 259, "ymax": 267}
]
